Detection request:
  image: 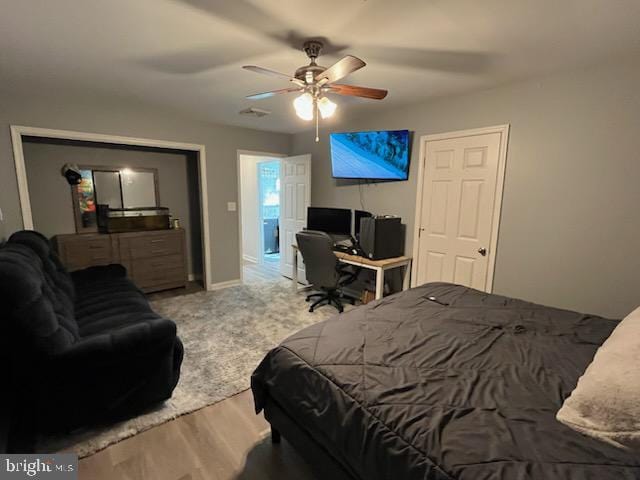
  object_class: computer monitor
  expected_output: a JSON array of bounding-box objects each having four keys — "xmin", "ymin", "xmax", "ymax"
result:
[
  {"xmin": 354, "ymin": 210, "xmax": 373, "ymax": 239},
  {"xmin": 307, "ymin": 207, "xmax": 352, "ymax": 236}
]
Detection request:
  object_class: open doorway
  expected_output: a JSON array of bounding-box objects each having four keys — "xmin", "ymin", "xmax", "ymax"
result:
[
  {"xmin": 238, "ymin": 153, "xmax": 283, "ymax": 284},
  {"xmin": 258, "ymin": 160, "xmax": 281, "ymax": 271}
]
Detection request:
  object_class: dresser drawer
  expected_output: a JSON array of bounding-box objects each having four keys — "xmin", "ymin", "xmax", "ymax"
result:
[
  {"xmin": 131, "ymin": 254, "xmax": 186, "ymax": 287},
  {"xmin": 84, "ymin": 238, "xmax": 112, "ymax": 258},
  {"xmin": 57, "ymin": 235, "xmax": 114, "ymax": 271},
  {"xmin": 126, "ymin": 232, "xmax": 182, "ymax": 259},
  {"xmin": 53, "ymin": 229, "xmax": 188, "ymax": 293}
]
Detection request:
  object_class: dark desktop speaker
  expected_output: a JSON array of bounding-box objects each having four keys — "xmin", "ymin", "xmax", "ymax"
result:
[{"xmin": 359, "ymin": 216, "xmax": 403, "ymax": 260}]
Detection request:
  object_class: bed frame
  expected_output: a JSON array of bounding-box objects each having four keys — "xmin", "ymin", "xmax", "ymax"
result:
[{"xmin": 263, "ymin": 396, "xmax": 358, "ymax": 480}]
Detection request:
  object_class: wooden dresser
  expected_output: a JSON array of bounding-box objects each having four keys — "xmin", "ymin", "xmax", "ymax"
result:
[{"xmin": 53, "ymin": 229, "xmax": 188, "ymax": 293}]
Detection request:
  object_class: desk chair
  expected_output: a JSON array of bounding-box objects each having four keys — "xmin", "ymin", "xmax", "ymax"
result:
[{"xmin": 296, "ymin": 230, "xmax": 359, "ymax": 313}]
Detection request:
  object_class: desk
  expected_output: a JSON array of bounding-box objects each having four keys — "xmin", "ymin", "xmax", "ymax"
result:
[{"xmin": 291, "ymin": 244, "xmax": 412, "ymax": 300}]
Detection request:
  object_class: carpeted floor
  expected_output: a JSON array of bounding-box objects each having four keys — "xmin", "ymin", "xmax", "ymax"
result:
[{"xmin": 38, "ymin": 279, "xmax": 339, "ymax": 457}]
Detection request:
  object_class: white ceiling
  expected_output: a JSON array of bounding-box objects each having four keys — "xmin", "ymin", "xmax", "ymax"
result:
[{"xmin": 2, "ymin": 0, "xmax": 640, "ymax": 133}]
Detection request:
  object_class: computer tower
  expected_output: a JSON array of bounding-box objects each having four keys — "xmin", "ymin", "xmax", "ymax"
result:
[
  {"xmin": 359, "ymin": 216, "xmax": 403, "ymax": 260},
  {"xmin": 353, "ymin": 209, "xmax": 372, "ymax": 241}
]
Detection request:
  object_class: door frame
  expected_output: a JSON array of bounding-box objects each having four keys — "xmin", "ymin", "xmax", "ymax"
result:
[
  {"xmin": 236, "ymin": 150, "xmax": 286, "ymax": 283},
  {"xmin": 10, "ymin": 125, "xmax": 213, "ymax": 290},
  {"xmin": 411, "ymin": 124, "xmax": 510, "ymax": 292}
]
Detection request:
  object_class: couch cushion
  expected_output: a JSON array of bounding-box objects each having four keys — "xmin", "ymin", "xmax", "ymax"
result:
[
  {"xmin": 8, "ymin": 231, "xmax": 78, "ymax": 339},
  {"xmin": 74, "ymin": 274, "xmax": 162, "ymax": 336},
  {"xmin": 0, "ymin": 244, "xmax": 78, "ymax": 355},
  {"xmin": 8, "ymin": 231, "xmax": 76, "ymax": 302}
]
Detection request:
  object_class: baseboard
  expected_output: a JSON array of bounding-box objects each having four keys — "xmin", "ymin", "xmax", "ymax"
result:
[
  {"xmin": 243, "ymin": 255, "xmax": 258, "ymax": 263},
  {"xmin": 208, "ymin": 279, "xmax": 242, "ymax": 291}
]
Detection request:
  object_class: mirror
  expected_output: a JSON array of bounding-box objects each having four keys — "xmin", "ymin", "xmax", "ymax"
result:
[
  {"xmin": 72, "ymin": 166, "xmax": 159, "ymax": 233},
  {"xmin": 93, "ymin": 171, "xmax": 123, "ymax": 209},
  {"xmin": 121, "ymin": 170, "xmax": 157, "ymax": 208}
]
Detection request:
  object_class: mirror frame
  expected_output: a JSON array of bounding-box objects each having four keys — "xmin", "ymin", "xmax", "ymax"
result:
[{"xmin": 71, "ymin": 165, "xmax": 160, "ymax": 233}]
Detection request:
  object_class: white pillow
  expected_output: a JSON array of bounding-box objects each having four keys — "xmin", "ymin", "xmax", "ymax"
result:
[{"xmin": 556, "ymin": 306, "xmax": 640, "ymax": 450}]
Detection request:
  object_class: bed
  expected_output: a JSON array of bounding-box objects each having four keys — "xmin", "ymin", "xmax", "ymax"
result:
[{"xmin": 251, "ymin": 282, "xmax": 640, "ymax": 480}]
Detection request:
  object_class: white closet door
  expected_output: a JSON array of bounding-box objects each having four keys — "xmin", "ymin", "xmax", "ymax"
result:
[{"xmin": 414, "ymin": 127, "xmax": 508, "ymax": 291}]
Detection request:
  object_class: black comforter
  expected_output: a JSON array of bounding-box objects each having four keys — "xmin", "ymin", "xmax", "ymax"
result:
[{"xmin": 252, "ymin": 283, "xmax": 640, "ymax": 480}]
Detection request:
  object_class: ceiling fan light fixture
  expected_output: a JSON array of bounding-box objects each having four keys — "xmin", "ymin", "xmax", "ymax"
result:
[
  {"xmin": 317, "ymin": 96, "xmax": 337, "ymax": 119},
  {"xmin": 244, "ymin": 41, "xmax": 386, "ymax": 139},
  {"xmin": 293, "ymin": 92, "xmax": 314, "ymax": 121}
]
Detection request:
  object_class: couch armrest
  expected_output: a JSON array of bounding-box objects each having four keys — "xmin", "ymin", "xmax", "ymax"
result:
[
  {"xmin": 71, "ymin": 264, "xmax": 127, "ymax": 284},
  {"xmin": 58, "ymin": 318, "xmax": 177, "ymax": 366}
]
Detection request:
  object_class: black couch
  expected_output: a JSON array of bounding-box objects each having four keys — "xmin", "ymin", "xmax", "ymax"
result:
[{"xmin": 0, "ymin": 231, "xmax": 183, "ymax": 451}]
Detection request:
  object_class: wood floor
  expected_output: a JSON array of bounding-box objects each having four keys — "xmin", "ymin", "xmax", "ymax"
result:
[
  {"xmin": 78, "ymin": 389, "xmax": 318, "ymax": 480},
  {"xmin": 243, "ymin": 255, "xmax": 283, "ymax": 285}
]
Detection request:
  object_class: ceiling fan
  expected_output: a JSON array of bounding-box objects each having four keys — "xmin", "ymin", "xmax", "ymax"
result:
[{"xmin": 243, "ymin": 40, "xmax": 388, "ymax": 141}]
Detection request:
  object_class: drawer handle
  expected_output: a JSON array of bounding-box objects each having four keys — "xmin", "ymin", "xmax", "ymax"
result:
[{"xmin": 150, "ymin": 239, "xmax": 165, "ymax": 243}]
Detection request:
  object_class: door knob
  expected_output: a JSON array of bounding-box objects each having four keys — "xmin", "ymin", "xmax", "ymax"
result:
[{"xmin": 478, "ymin": 247, "xmax": 487, "ymax": 256}]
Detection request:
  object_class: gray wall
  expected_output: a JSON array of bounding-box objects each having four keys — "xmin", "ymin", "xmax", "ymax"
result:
[
  {"xmin": 293, "ymin": 57, "xmax": 640, "ymax": 318},
  {"xmin": 22, "ymin": 140, "xmax": 203, "ymax": 277},
  {"xmin": 0, "ymin": 87, "xmax": 290, "ymax": 284}
]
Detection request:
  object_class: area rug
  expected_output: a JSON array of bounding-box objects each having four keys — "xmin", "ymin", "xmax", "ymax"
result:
[{"xmin": 37, "ymin": 279, "xmax": 337, "ymax": 457}]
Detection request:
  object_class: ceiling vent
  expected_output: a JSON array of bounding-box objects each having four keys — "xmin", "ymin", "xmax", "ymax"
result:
[{"xmin": 239, "ymin": 107, "xmax": 271, "ymax": 117}]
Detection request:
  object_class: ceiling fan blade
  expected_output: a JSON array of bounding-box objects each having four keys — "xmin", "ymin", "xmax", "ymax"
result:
[
  {"xmin": 329, "ymin": 84, "xmax": 388, "ymax": 100},
  {"xmin": 246, "ymin": 87, "xmax": 303, "ymax": 100},
  {"xmin": 243, "ymin": 65, "xmax": 305, "ymax": 86},
  {"xmin": 316, "ymin": 55, "xmax": 366, "ymax": 84}
]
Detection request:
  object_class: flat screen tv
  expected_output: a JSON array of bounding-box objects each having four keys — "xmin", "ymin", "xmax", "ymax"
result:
[{"xmin": 330, "ymin": 129, "xmax": 410, "ymax": 180}]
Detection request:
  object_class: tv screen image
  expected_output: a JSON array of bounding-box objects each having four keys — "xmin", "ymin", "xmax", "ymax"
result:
[{"xmin": 330, "ymin": 130, "xmax": 410, "ymax": 180}]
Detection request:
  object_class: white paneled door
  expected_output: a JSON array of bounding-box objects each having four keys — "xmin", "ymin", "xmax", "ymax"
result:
[
  {"xmin": 413, "ymin": 126, "xmax": 509, "ymax": 291},
  {"xmin": 279, "ymin": 154, "xmax": 311, "ymax": 280}
]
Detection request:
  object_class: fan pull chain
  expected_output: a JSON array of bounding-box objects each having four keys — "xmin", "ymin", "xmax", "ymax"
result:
[{"xmin": 315, "ymin": 99, "xmax": 319, "ymax": 142}]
